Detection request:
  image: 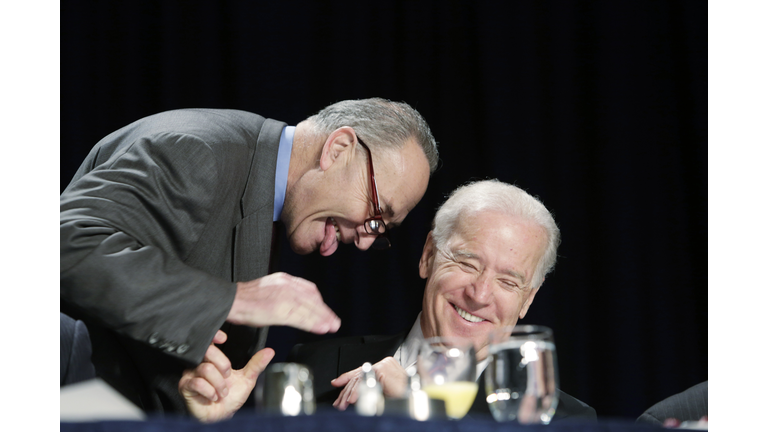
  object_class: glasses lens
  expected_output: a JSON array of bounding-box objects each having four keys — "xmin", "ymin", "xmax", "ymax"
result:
[
  {"xmin": 365, "ymin": 219, "xmax": 386, "ymax": 234},
  {"xmin": 371, "ymin": 235, "xmax": 391, "ymax": 250}
]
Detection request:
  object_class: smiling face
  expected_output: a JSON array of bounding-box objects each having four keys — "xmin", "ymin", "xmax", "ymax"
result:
[
  {"xmin": 419, "ymin": 210, "xmax": 548, "ymax": 361},
  {"xmin": 281, "ymin": 128, "xmax": 430, "ymax": 256}
]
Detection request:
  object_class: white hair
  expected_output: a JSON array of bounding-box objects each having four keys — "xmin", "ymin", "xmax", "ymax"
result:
[
  {"xmin": 306, "ymin": 98, "xmax": 439, "ymax": 173},
  {"xmin": 431, "ymin": 179, "xmax": 560, "ymax": 289}
]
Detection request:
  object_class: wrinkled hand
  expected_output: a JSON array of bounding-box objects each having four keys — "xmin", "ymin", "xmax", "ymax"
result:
[
  {"xmin": 227, "ymin": 272, "xmax": 341, "ymax": 334},
  {"xmin": 331, "ymin": 357, "xmax": 408, "ymax": 410},
  {"xmin": 179, "ymin": 330, "xmax": 275, "ymax": 423}
]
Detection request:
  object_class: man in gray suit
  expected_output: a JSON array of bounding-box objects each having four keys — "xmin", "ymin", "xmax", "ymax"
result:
[{"xmin": 60, "ymin": 98, "xmax": 438, "ymax": 416}]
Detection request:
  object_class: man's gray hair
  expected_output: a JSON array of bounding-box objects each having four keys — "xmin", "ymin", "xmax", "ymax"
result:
[
  {"xmin": 306, "ymin": 98, "xmax": 439, "ymax": 173},
  {"xmin": 431, "ymin": 179, "xmax": 561, "ymax": 289}
]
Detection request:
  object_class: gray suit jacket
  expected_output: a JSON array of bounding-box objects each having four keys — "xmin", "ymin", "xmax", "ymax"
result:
[
  {"xmin": 60, "ymin": 109, "xmax": 284, "ymax": 413},
  {"xmin": 636, "ymin": 381, "xmax": 708, "ymax": 426}
]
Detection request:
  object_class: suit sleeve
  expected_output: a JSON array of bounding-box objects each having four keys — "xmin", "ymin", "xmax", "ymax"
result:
[{"xmin": 60, "ymin": 132, "xmax": 237, "ymax": 365}]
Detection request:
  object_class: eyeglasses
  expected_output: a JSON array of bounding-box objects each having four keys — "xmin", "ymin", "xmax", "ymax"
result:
[{"xmin": 357, "ymin": 136, "xmax": 391, "ymax": 250}]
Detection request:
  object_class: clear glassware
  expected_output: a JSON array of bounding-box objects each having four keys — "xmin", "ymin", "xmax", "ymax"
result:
[
  {"xmin": 255, "ymin": 363, "xmax": 315, "ymax": 416},
  {"xmin": 416, "ymin": 336, "xmax": 478, "ymax": 419},
  {"xmin": 485, "ymin": 325, "xmax": 559, "ymax": 424},
  {"xmin": 355, "ymin": 362, "xmax": 384, "ymax": 416}
]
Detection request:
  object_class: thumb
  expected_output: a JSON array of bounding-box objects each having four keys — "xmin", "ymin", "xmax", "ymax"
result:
[
  {"xmin": 242, "ymin": 348, "xmax": 275, "ymax": 380},
  {"xmin": 212, "ymin": 330, "xmax": 227, "ymax": 345}
]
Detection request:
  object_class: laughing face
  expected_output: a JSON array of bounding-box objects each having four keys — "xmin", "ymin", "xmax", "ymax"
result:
[
  {"xmin": 419, "ymin": 210, "xmax": 548, "ymax": 361},
  {"xmin": 281, "ymin": 127, "xmax": 430, "ymax": 256}
]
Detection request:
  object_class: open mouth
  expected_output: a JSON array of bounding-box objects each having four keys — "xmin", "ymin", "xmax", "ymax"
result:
[
  {"xmin": 453, "ymin": 303, "xmax": 485, "ymax": 323},
  {"xmin": 319, "ymin": 217, "xmax": 342, "ymax": 256},
  {"xmin": 329, "ymin": 217, "xmax": 341, "ymax": 241}
]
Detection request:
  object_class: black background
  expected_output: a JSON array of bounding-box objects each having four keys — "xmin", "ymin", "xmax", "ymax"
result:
[{"xmin": 61, "ymin": 0, "xmax": 707, "ymax": 420}]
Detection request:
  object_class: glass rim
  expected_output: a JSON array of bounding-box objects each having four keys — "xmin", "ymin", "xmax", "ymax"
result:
[
  {"xmin": 488, "ymin": 325, "xmax": 555, "ymax": 344},
  {"xmin": 496, "ymin": 324, "xmax": 553, "ymax": 335},
  {"xmin": 422, "ymin": 335, "xmax": 476, "ymax": 346}
]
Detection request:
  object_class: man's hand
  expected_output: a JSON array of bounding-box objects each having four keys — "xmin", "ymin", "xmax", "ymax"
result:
[
  {"xmin": 330, "ymin": 357, "xmax": 408, "ymax": 410},
  {"xmin": 179, "ymin": 330, "xmax": 275, "ymax": 423},
  {"xmin": 227, "ymin": 272, "xmax": 341, "ymax": 334}
]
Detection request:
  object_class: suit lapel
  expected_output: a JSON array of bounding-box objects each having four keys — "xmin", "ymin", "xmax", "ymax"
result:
[
  {"xmin": 227, "ymin": 118, "xmax": 285, "ymax": 368},
  {"xmin": 233, "ymin": 118, "xmax": 285, "ymax": 283}
]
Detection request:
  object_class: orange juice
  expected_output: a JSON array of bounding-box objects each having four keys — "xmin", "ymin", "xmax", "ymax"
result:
[{"xmin": 423, "ymin": 381, "xmax": 479, "ymax": 419}]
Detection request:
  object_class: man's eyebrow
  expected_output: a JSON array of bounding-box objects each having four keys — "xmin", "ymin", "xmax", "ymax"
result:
[
  {"xmin": 453, "ymin": 249, "xmax": 528, "ymax": 284},
  {"xmin": 382, "ymin": 203, "xmax": 400, "ymax": 229},
  {"xmin": 501, "ymin": 268, "xmax": 527, "ymax": 284},
  {"xmin": 453, "ymin": 250, "xmax": 479, "ymax": 260},
  {"xmin": 382, "ymin": 202, "xmax": 395, "ymax": 218}
]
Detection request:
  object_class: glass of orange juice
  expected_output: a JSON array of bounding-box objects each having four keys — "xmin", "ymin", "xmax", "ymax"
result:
[{"xmin": 417, "ymin": 336, "xmax": 477, "ymax": 419}]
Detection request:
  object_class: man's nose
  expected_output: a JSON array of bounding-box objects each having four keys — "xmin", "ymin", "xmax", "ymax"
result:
[
  {"xmin": 354, "ymin": 225, "xmax": 377, "ymax": 251},
  {"xmin": 468, "ymin": 272, "xmax": 493, "ymax": 304}
]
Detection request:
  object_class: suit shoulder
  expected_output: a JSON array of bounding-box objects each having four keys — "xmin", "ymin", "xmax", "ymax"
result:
[
  {"xmin": 110, "ymin": 109, "xmax": 268, "ymax": 142},
  {"xmin": 637, "ymin": 381, "xmax": 708, "ymax": 425}
]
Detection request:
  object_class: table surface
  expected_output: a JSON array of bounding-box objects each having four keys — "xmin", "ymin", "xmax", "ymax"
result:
[{"xmin": 60, "ymin": 410, "xmax": 665, "ymax": 432}]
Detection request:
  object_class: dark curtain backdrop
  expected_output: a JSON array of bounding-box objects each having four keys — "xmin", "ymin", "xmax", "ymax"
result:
[{"xmin": 61, "ymin": 0, "xmax": 707, "ymax": 420}]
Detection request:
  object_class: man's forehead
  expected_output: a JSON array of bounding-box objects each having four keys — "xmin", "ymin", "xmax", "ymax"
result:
[
  {"xmin": 448, "ymin": 215, "xmax": 546, "ymax": 277},
  {"xmin": 454, "ymin": 211, "xmax": 546, "ymax": 242},
  {"xmin": 376, "ymin": 148, "xmax": 429, "ymax": 227}
]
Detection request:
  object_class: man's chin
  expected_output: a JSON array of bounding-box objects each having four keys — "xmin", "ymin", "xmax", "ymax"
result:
[
  {"xmin": 286, "ymin": 239, "xmax": 339, "ymax": 256},
  {"xmin": 286, "ymin": 238, "xmax": 314, "ymax": 256},
  {"xmin": 475, "ymin": 345, "xmax": 490, "ymax": 362}
]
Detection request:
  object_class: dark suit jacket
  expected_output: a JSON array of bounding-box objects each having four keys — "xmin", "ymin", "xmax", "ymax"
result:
[
  {"xmin": 289, "ymin": 332, "xmax": 597, "ymax": 421},
  {"xmin": 60, "ymin": 313, "xmax": 96, "ymax": 386},
  {"xmin": 60, "ymin": 109, "xmax": 284, "ymax": 414},
  {"xmin": 636, "ymin": 381, "xmax": 708, "ymax": 426}
]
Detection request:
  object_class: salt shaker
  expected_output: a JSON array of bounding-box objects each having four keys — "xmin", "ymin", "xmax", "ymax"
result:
[
  {"xmin": 406, "ymin": 370, "xmax": 432, "ymax": 421},
  {"xmin": 355, "ymin": 362, "xmax": 384, "ymax": 416}
]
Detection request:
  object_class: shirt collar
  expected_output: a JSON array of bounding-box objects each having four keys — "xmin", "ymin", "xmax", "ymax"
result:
[
  {"xmin": 395, "ymin": 312, "xmax": 491, "ymax": 380},
  {"xmin": 395, "ymin": 312, "xmax": 426, "ymax": 373},
  {"xmin": 273, "ymin": 126, "xmax": 294, "ymax": 221}
]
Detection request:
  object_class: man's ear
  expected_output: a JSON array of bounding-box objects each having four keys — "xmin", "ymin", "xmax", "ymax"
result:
[
  {"xmin": 518, "ymin": 283, "xmax": 541, "ymax": 319},
  {"xmin": 419, "ymin": 231, "xmax": 437, "ymax": 279},
  {"xmin": 319, "ymin": 126, "xmax": 357, "ymax": 171}
]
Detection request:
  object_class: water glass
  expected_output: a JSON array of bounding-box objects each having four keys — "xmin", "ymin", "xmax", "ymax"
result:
[
  {"xmin": 485, "ymin": 325, "xmax": 559, "ymax": 424},
  {"xmin": 255, "ymin": 363, "xmax": 315, "ymax": 416}
]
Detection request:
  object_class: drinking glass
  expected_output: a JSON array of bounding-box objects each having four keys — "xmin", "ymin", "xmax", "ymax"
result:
[
  {"xmin": 416, "ymin": 336, "xmax": 478, "ymax": 419},
  {"xmin": 485, "ymin": 325, "xmax": 559, "ymax": 424},
  {"xmin": 255, "ymin": 363, "xmax": 315, "ymax": 416}
]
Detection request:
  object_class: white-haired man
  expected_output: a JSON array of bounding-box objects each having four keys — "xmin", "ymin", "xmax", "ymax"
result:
[
  {"xmin": 179, "ymin": 179, "xmax": 595, "ymax": 422},
  {"xmin": 290, "ymin": 179, "xmax": 595, "ymax": 420}
]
